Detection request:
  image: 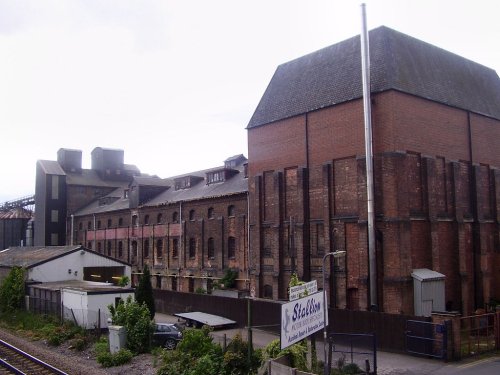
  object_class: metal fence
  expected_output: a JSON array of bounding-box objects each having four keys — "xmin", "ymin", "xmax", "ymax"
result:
[
  {"xmin": 459, "ymin": 312, "xmax": 499, "ymax": 358},
  {"xmin": 328, "ymin": 332, "xmax": 376, "ymax": 374}
]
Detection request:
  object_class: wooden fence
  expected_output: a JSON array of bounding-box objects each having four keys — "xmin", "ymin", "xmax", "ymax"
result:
[{"xmin": 153, "ymin": 289, "xmax": 428, "ymax": 353}]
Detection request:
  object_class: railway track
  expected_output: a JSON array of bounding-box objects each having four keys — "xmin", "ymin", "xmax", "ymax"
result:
[{"xmin": 0, "ymin": 339, "xmax": 68, "ymax": 375}]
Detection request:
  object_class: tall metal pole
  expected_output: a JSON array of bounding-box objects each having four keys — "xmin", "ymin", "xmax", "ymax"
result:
[
  {"xmin": 322, "ymin": 250, "xmax": 346, "ymax": 375},
  {"xmin": 360, "ymin": 3, "xmax": 377, "ymax": 310}
]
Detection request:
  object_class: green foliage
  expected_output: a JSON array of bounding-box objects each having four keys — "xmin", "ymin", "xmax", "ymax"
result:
[
  {"xmin": 40, "ymin": 320, "xmax": 85, "ymax": 347},
  {"xmin": 263, "ymin": 339, "xmax": 309, "ymax": 372},
  {"xmin": 0, "ymin": 267, "xmax": 25, "ymax": 312},
  {"xmin": 157, "ymin": 326, "xmax": 224, "ymax": 375},
  {"xmin": 94, "ymin": 337, "xmax": 133, "ymax": 367},
  {"xmin": 117, "ymin": 275, "xmax": 130, "ymax": 287},
  {"xmin": 108, "ymin": 296, "xmax": 154, "ymax": 354},
  {"xmin": 135, "ymin": 265, "xmax": 155, "ymax": 319},
  {"xmin": 195, "ymin": 287, "xmax": 207, "ymax": 294},
  {"xmin": 214, "ymin": 269, "xmax": 238, "ymax": 289},
  {"xmin": 223, "ymin": 333, "xmax": 262, "ymax": 375}
]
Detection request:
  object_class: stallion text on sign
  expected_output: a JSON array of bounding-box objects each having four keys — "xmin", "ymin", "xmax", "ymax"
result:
[{"xmin": 280, "ymin": 291, "xmax": 325, "ymax": 350}]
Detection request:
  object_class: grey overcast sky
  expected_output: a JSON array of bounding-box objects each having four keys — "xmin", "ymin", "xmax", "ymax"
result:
[{"xmin": 1, "ymin": 0, "xmax": 499, "ymax": 203}]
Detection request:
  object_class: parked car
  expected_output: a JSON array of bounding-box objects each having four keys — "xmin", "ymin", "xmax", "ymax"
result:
[{"xmin": 152, "ymin": 323, "xmax": 183, "ymax": 349}]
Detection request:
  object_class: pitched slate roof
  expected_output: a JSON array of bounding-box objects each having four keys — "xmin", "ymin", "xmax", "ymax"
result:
[{"xmin": 248, "ymin": 26, "xmax": 500, "ymax": 128}]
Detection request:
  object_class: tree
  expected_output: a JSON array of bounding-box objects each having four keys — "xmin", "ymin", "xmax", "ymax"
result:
[
  {"xmin": 135, "ymin": 265, "xmax": 155, "ymax": 319},
  {"xmin": 0, "ymin": 266, "xmax": 25, "ymax": 312},
  {"xmin": 108, "ymin": 296, "xmax": 154, "ymax": 354}
]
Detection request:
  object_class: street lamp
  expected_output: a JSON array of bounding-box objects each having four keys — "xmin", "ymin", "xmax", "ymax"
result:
[{"xmin": 322, "ymin": 250, "xmax": 346, "ymax": 375}]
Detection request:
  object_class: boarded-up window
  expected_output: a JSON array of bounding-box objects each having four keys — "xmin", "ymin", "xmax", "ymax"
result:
[
  {"xmin": 51, "ymin": 210, "xmax": 58, "ymax": 223},
  {"xmin": 51, "ymin": 175, "xmax": 59, "ymax": 199}
]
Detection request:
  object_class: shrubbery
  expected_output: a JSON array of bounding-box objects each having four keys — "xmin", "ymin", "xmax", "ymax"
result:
[{"xmin": 94, "ymin": 337, "xmax": 133, "ymax": 367}]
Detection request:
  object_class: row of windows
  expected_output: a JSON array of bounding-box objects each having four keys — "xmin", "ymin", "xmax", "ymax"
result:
[
  {"xmin": 78, "ymin": 205, "xmax": 237, "ymax": 230},
  {"xmin": 88, "ymin": 236, "xmax": 237, "ymax": 260}
]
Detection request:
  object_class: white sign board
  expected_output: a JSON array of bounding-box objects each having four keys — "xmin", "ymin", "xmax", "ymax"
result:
[
  {"xmin": 289, "ymin": 280, "xmax": 318, "ymax": 301},
  {"xmin": 280, "ymin": 291, "xmax": 325, "ymax": 350}
]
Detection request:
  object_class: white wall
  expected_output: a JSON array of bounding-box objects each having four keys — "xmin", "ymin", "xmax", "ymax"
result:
[
  {"xmin": 27, "ymin": 250, "xmax": 131, "ymax": 283},
  {"xmin": 62, "ymin": 288, "xmax": 134, "ymax": 329}
]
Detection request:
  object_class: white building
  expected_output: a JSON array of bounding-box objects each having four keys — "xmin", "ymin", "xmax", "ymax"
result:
[{"xmin": 0, "ymin": 245, "xmax": 134, "ymax": 329}]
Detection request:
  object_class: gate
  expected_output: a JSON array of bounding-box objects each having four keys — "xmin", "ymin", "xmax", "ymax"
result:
[
  {"xmin": 459, "ymin": 312, "xmax": 498, "ymax": 358},
  {"xmin": 405, "ymin": 320, "xmax": 447, "ymax": 359},
  {"xmin": 328, "ymin": 333, "xmax": 377, "ymax": 374}
]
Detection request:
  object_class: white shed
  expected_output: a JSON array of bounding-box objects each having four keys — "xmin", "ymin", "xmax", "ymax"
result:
[
  {"xmin": 411, "ymin": 268, "xmax": 445, "ymax": 317},
  {"xmin": 61, "ymin": 281, "xmax": 134, "ymax": 329}
]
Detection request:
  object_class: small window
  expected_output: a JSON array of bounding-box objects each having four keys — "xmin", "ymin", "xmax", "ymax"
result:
[
  {"xmin": 144, "ymin": 240, "xmax": 150, "ymax": 258},
  {"xmin": 97, "ymin": 220, "xmax": 102, "ymax": 229},
  {"xmin": 228, "ymin": 236, "xmax": 236, "ymax": 259},
  {"xmin": 157, "ymin": 213, "xmax": 163, "ymax": 224},
  {"xmin": 207, "ymin": 237, "xmax": 215, "ymax": 259},
  {"xmin": 263, "ymin": 285, "xmax": 273, "ymax": 299},
  {"xmin": 79, "ymin": 222, "xmax": 83, "ymax": 230},
  {"xmin": 189, "ymin": 238, "xmax": 196, "ymax": 258},
  {"xmin": 208, "ymin": 207, "xmax": 214, "ymax": 219},
  {"xmin": 172, "ymin": 277, "xmax": 177, "ymax": 291},
  {"xmin": 118, "ymin": 217, "xmax": 123, "ymax": 226},
  {"xmin": 132, "ymin": 215, "xmax": 138, "ymax": 226},
  {"xmin": 228, "ymin": 205, "xmax": 235, "ymax": 217},
  {"xmin": 97, "ymin": 242, "xmax": 102, "ymax": 253},
  {"xmin": 107, "ymin": 241, "xmax": 112, "ymax": 256},
  {"xmin": 87, "ymin": 241, "xmax": 92, "ymax": 249},
  {"xmin": 51, "ymin": 210, "xmax": 58, "ymax": 223},
  {"xmin": 188, "ymin": 276, "xmax": 195, "ymax": 293},
  {"xmin": 107, "ymin": 219, "xmax": 112, "ymax": 228},
  {"xmin": 156, "ymin": 239, "xmax": 163, "ymax": 258},
  {"xmin": 189, "ymin": 209, "xmax": 195, "ymax": 221},
  {"xmin": 172, "ymin": 239, "xmax": 179, "ymax": 258},
  {"xmin": 172, "ymin": 212, "xmax": 179, "ymax": 223},
  {"xmin": 88, "ymin": 221, "xmax": 92, "ymax": 230},
  {"xmin": 144, "ymin": 215, "xmax": 150, "ymax": 225}
]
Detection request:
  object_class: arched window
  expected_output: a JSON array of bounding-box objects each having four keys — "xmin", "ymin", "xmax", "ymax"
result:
[
  {"xmin": 208, "ymin": 207, "xmax": 214, "ymax": 219},
  {"xmin": 207, "ymin": 237, "xmax": 215, "ymax": 259},
  {"xmin": 188, "ymin": 276, "xmax": 195, "ymax": 293},
  {"xmin": 156, "ymin": 275, "xmax": 161, "ymax": 289},
  {"xmin": 97, "ymin": 220, "xmax": 101, "ymax": 229},
  {"xmin": 118, "ymin": 217, "xmax": 123, "ymax": 226},
  {"xmin": 107, "ymin": 241, "xmax": 112, "ymax": 256},
  {"xmin": 172, "ymin": 211, "xmax": 179, "ymax": 223},
  {"xmin": 157, "ymin": 213, "xmax": 163, "ymax": 224},
  {"xmin": 228, "ymin": 236, "xmax": 236, "ymax": 259},
  {"xmin": 156, "ymin": 239, "xmax": 163, "ymax": 258},
  {"xmin": 263, "ymin": 285, "xmax": 273, "ymax": 299},
  {"xmin": 172, "ymin": 277, "xmax": 177, "ymax": 291},
  {"xmin": 228, "ymin": 205, "xmax": 235, "ymax": 217},
  {"xmin": 144, "ymin": 240, "xmax": 150, "ymax": 258},
  {"xmin": 97, "ymin": 242, "xmax": 102, "ymax": 253},
  {"xmin": 144, "ymin": 215, "xmax": 150, "ymax": 225},
  {"xmin": 132, "ymin": 215, "xmax": 138, "ymax": 227},
  {"xmin": 107, "ymin": 218, "xmax": 112, "ymax": 228},
  {"xmin": 189, "ymin": 209, "xmax": 195, "ymax": 221},
  {"xmin": 132, "ymin": 241, "xmax": 138, "ymax": 257},
  {"xmin": 88, "ymin": 221, "xmax": 92, "ymax": 230},
  {"xmin": 172, "ymin": 239, "xmax": 179, "ymax": 258},
  {"xmin": 87, "ymin": 241, "xmax": 92, "ymax": 249},
  {"xmin": 189, "ymin": 238, "xmax": 196, "ymax": 258}
]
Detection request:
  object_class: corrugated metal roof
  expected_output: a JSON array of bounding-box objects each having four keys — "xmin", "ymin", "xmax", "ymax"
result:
[
  {"xmin": 411, "ymin": 268, "xmax": 445, "ymax": 282},
  {"xmin": 30, "ymin": 280, "xmax": 134, "ymax": 293},
  {"xmin": 0, "ymin": 207, "xmax": 33, "ymax": 219},
  {"xmin": 0, "ymin": 245, "xmax": 82, "ymax": 268},
  {"xmin": 0, "ymin": 245, "xmax": 131, "ymax": 268},
  {"xmin": 248, "ymin": 26, "xmax": 500, "ymax": 129}
]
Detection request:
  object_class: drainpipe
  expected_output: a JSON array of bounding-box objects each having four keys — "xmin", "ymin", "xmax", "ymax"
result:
[
  {"xmin": 247, "ymin": 191, "xmax": 251, "ymax": 292},
  {"xmin": 70, "ymin": 214, "xmax": 74, "ymax": 245},
  {"xmin": 361, "ymin": 3, "xmax": 378, "ymax": 310},
  {"xmin": 93, "ymin": 214, "xmax": 96, "ymax": 251}
]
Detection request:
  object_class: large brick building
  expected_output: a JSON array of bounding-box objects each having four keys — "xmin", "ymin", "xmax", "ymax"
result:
[
  {"xmin": 35, "ymin": 147, "xmax": 249, "ymax": 292},
  {"xmin": 33, "ymin": 26, "xmax": 499, "ymax": 316},
  {"xmin": 247, "ymin": 26, "xmax": 500, "ymax": 315}
]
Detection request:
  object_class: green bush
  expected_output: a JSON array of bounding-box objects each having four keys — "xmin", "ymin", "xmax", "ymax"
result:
[
  {"xmin": 108, "ymin": 296, "xmax": 154, "ymax": 354},
  {"xmin": 96, "ymin": 348, "xmax": 134, "ymax": 367},
  {"xmin": 0, "ymin": 267, "xmax": 25, "ymax": 312},
  {"xmin": 263, "ymin": 339, "xmax": 309, "ymax": 372}
]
